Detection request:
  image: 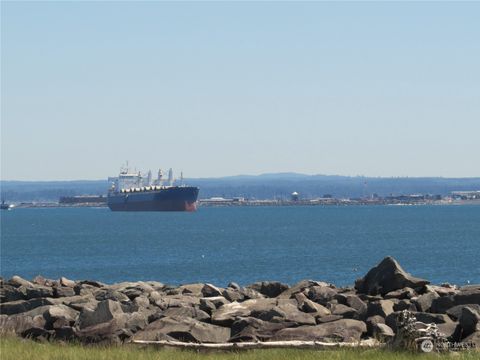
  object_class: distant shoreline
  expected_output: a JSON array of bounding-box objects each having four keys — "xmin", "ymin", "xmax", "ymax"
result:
[{"xmin": 6, "ymin": 198, "xmax": 480, "ymax": 209}]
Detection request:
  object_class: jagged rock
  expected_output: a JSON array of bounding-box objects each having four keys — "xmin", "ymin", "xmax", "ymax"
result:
[
  {"xmin": 393, "ymin": 299, "xmax": 416, "ymax": 312},
  {"xmin": 44, "ymin": 305, "xmax": 79, "ymax": 329},
  {"xmin": 199, "ymin": 299, "xmax": 216, "ymax": 314},
  {"xmin": 331, "ymin": 304, "xmax": 358, "ymax": 319},
  {"xmin": 240, "ymin": 287, "xmax": 265, "ymax": 300},
  {"xmin": 177, "ymin": 284, "xmax": 204, "ymax": 297},
  {"xmin": 161, "ymin": 306, "xmax": 210, "ymax": 322},
  {"xmin": 426, "ymin": 284, "xmax": 458, "ymax": 297},
  {"xmin": 8, "ymin": 276, "xmax": 34, "ymax": 288},
  {"xmin": 222, "ymin": 288, "xmax": 245, "ymax": 302},
  {"xmin": 0, "ymin": 284, "xmax": 27, "ymax": 303},
  {"xmin": 74, "ymin": 283, "xmax": 97, "ymax": 296},
  {"xmin": 346, "ymin": 295, "xmax": 367, "ymax": 317},
  {"xmin": 278, "ymin": 280, "xmax": 328, "ymax": 299},
  {"xmin": 247, "ymin": 281, "xmax": 289, "ymax": 298},
  {"xmin": 74, "ymin": 300, "xmax": 129, "ymax": 344},
  {"xmin": 259, "ymin": 301, "xmax": 316, "ymax": 325},
  {"xmin": 459, "ymin": 306, "xmax": 480, "ymax": 338},
  {"xmin": 431, "ymin": 286, "xmax": 480, "ymax": 314},
  {"xmin": 355, "ymin": 257, "xmax": 429, "ymax": 296},
  {"xmin": 60, "ymin": 277, "xmax": 76, "ymax": 288},
  {"xmin": 367, "ymin": 300, "xmax": 394, "ymax": 318},
  {"xmin": 78, "ymin": 280, "xmax": 105, "ymax": 288},
  {"xmin": 62, "ymin": 295, "xmax": 98, "ymax": 312},
  {"xmin": 201, "ymin": 284, "xmax": 223, "ymax": 297},
  {"xmin": 199, "ymin": 296, "xmax": 229, "ymax": 315},
  {"xmin": 93, "ymin": 289, "xmax": 130, "ymax": 303},
  {"xmin": 366, "ymin": 315, "xmax": 385, "ymax": 336},
  {"xmin": 384, "ymin": 287, "xmax": 416, "ymax": 300},
  {"xmin": 228, "ymin": 282, "xmax": 241, "ymax": 291},
  {"xmin": 153, "ymin": 295, "xmax": 200, "ymax": 310},
  {"xmin": 54, "ymin": 286, "xmax": 76, "ymax": 298},
  {"xmin": 212, "ymin": 299, "xmax": 276, "ymax": 326},
  {"xmin": 373, "ymin": 323, "xmax": 395, "ymax": 341},
  {"xmin": 133, "ymin": 295, "xmax": 150, "ymax": 308},
  {"xmin": 32, "ymin": 276, "xmax": 47, "ymax": 286},
  {"xmin": 0, "ymin": 314, "xmax": 41, "ymax": 334},
  {"xmin": 25, "ymin": 286, "xmax": 54, "ymax": 299},
  {"xmin": 132, "ymin": 316, "xmax": 230, "ymax": 343},
  {"xmin": 124, "ymin": 312, "xmax": 149, "ymax": 333},
  {"xmin": 412, "ymin": 292, "xmax": 439, "ymax": 312},
  {"xmin": 271, "ymin": 319, "xmax": 366, "ymax": 342},
  {"xmin": 431, "ymin": 296, "xmax": 455, "ymax": 314},
  {"xmin": 446, "ymin": 304, "xmax": 480, "ymax": 321},
  {"xmin": 109, "ymin": 282, "xmax": 157, "ymax": 299},
  {"xmin": 307, "ymin": 286, "xmax": 337, "ymax": 305},
  {"xmin": 230, "ymin": 317, "xmax": 295, "ymax": 342},
  {"xmin": 299, "ymin": 298, "xmax": 330, "ymax": 317},
  {"xmin": 455, "ymin": 286, "xmax": 480, "ymax": 306},
  {"xmin": 0, "ymin": 298, "xmax": 60, "ymax": 316},
  {"xmin": 76, "ymin": 299, "xmax": 126, "ymax": 330},
  {"xmin": 316, "ymin": 314, "xmax": 343, "ymax": 323}
]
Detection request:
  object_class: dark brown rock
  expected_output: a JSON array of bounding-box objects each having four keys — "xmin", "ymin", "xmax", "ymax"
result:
[
  {"xmin": 247, "ymin": 281, "xmax": 289, "ymax": 298},
  {"xmin": 201, "ymin": 284, "xmax": 223, "ymax": 298},
  {"xmin": 355, "ymin": 257, "xmax": 429, "ymax": 296}
]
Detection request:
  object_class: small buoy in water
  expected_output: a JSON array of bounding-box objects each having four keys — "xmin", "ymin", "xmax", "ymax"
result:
[
  {"xmin": 201, "ymin": 254, "xmax": 205, "ymax": 258},
  {"xmin": 353, "ymin": 267, "xmax": 358, "ymax": 272}
]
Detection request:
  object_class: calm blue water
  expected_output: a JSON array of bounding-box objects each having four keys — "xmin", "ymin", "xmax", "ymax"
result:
[{"xmin": 1, "ymin": 206, "xmax": 479, "ymax": 287}]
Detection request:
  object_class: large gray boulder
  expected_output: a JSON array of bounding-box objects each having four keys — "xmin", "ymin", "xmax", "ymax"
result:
[
  {"xmin": 75, "ymin": 300, "xmax": 129, "ymax": 343},
  {"xmin": 132, "ymin": 316, "xmax": 230, "ymax": 343},
  {"xmin": 355, "ymin": 257, "xmax": 429, "ymax": 296},
  {"xmin": 270, "ymin": 319, "xmax": 366, "ymax": 342},
  {"xmin": 306, "ymin": 286, "xmax": 338, "ymax": 305},
  {"xmin": 412, "ymin": 292, "xmax": 439, "ymax": 312},
  {"xmin": 212, "ymin": 299, "xmax": 277, "ymax": 326},
  {"xmin": 230, "ymin": 317, "xmax": 295, "ymax": 342},
  {"xmin": 161, "ymin": 306, "xmax": 210, "ymax": 322},
  {"xmin": 0, "ymin": 298, "xmax": 60, "ymax": 315},
  {"xmin": 44, "ymin": 305, "xmax": 79, "ymax": 329},
  {"xmin": 446, "ymin": 304, "xmax": 480, "ymax": 321},
  {"xmin": 76, "ymin": 299, "xmax": 126, "ymax": 330},
  {"xmin": 0, "ymin": 313, "xmax": 45, "ymax": 334}
]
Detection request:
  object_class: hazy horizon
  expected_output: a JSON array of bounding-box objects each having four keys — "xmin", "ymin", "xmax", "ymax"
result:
[
  {"xmin": 2, "ymin": 2, "xmax": 479, "ymax": 180},
  {"xmin": 2, "ymin": 171, "xmax": 480, "ymax": 183}
]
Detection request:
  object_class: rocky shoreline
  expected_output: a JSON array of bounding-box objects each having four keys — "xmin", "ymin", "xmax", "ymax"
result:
[{"xmin": 1, "ymin": 257, "xmax": 479, "ymax": 352}]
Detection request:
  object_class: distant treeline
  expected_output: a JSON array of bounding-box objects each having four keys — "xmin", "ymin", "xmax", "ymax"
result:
[{"xmin": 2, "ymin": 174, "xmax": 480, "ymax": 202}]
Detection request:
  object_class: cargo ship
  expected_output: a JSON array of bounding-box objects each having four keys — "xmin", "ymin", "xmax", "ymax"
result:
[{"xmin": 107, "ymin": 165, "xmax": 199, "ymax": 211}]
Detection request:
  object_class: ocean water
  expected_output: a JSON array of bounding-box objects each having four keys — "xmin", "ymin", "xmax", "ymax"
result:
[{"xmin": 1, "ymin": 206, "xmax": 479, "ymax": 287}]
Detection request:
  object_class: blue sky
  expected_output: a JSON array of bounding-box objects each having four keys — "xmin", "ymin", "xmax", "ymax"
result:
[{"xmin": 1, "ymin": 2, "xmax": 479, "ymax": 180}]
